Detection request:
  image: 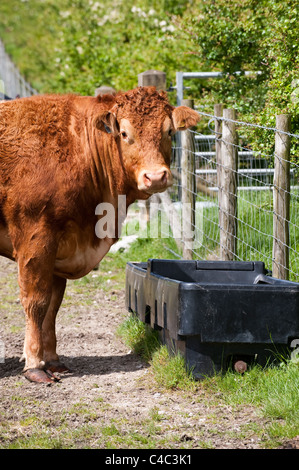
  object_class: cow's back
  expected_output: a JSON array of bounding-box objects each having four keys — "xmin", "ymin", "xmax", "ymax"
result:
[
  {"xmin": 0, "ymin": 94, "xmax": 74, "ymax": 161},
  {"xmin": 0, "ymin": 94, "xmax": 96, "ymax": 230}
]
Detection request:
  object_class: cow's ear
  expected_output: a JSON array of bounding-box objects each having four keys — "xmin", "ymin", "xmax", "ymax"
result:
[
  {"xmin": 94, "ymin": 111, "xmax": 120, "ymax": 136},
  {"xmin": 172, "ymin": 106, "xmax": 200, "ymax": 132}
]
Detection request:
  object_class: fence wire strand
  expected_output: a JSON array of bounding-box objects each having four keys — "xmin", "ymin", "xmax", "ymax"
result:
[
  {"xmin": 199, "ymin": 110, "xmax": 299, "ymax": 139},
  {"xmin": 158, "ymin": 111, "xmax": 299, "ymax": 281}
]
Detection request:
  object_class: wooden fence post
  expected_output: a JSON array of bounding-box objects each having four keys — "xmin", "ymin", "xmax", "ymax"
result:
[
  {"xmin": 214, "ymin": 103, "xmax": 224, "ymax": 241},
  {"xmin": 95, "ymin": 85, "xmax": 116, "ymax": 96},
  {"xmin": 181, "ymin": 99, "xmax": 196, "ymax": 259},
  {"xmin": 272, "ymin": 114, "xmax": 291, "ymax": 280},
  {"xmin": 219, "ymin": 108, "xmax": 238, "ymax": 260},
  {"xmin": 138, "ymin": 70, "xmax": 166, "ymax": 91}
]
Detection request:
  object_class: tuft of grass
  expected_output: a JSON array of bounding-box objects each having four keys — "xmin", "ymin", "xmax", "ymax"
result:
[
  {"xmin": 116, "ymin": 315, "xmax": 160, "ymax": 362},
  {"xmin": 203, "ymin": 359, "xmax": 299, "ymax": 445},
  {"xmin": 117, "ymin": 312, "xmax": 299, "ymax": 445},
  {"xmin": 117, "ymin": 315, "xmax": 197, "ymax": 391},
  {"xmin": 150, "ymin": 345, "xmax": 197, "ymax": 392},
  {"xmin": 101, "ymin": 424, "xmax": 121, "ymax": 437}
]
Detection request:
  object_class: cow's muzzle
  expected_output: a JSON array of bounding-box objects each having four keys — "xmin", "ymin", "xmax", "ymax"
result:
[{"xmin": 138, "ymin": 168, "xmax": 173, "ymax": 193}]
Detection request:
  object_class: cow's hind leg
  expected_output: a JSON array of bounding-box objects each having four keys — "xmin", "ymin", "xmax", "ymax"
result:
[{"xmin": 42, "ymin": 275, "xmax": 69, "ymax": 374}]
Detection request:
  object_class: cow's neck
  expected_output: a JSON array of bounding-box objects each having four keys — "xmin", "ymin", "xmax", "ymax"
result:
[
  {"xmin": 88, "ymin": 129, "xmax": 127, "ymax": 201},
  {"xmin": 84, "ymin": 124, "xmax": 149, "ymax": 230}
]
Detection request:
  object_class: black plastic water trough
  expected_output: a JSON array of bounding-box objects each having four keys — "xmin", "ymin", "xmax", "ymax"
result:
[{"xmin": 125, "ymin": 259, "xmax": 299, "ymax": 378}]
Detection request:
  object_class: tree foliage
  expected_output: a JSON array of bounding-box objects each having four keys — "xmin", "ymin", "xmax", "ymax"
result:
[
  {"xmin": 0, "ymin": 0, "xmax": 193, "ymax": 96},
  {"xmin": 51, "ymin": 0, "xmax": 193, "ymax": 94},
  {"xmin": 175, "ymin": 0, "xmax": 299, "ymax": 133},
  {"xmin": 0, "ymin": 0, "xmax": 298, "ymax": 135}
]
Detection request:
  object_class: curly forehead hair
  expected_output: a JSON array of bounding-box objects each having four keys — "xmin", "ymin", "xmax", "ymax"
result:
[{"xmin": 114, "ymin": 86, "xmax": 174, "ymax": 119}]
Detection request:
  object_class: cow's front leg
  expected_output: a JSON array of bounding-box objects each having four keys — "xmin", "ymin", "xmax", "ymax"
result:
[
  {"xmin": 42, "ymin": 275, "xmax": 69, "ymax": 374},
  {"xmin": 17, "ymin": 244, "xmax": 59, "ymax": 383}
]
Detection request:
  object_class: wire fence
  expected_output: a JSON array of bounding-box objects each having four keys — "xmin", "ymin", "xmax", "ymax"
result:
[
  {"xmin": 0, "ymin": 53, "xmax": 297, "ymax": 281},
  {"xmin": 0, "ymin": 39, "xmax": 36, "ymax": 99},
  {"xmin": 158, "ymin": 109, "xmax": 299, "ymax": 282}
]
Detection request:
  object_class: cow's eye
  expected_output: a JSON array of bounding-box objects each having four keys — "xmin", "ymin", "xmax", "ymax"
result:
[
  {"xmin": 168, "ymin": 129, "xmax": 173, "ymax": 137},
  {"xmin": 119, "ymin": 129, "xmax": 134, "ymax": 144}
]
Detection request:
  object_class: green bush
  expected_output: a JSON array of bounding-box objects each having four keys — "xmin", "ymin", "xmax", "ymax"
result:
[{"xmin": 1, "ymin": 0, "xmax": 298, "ymax": 142}]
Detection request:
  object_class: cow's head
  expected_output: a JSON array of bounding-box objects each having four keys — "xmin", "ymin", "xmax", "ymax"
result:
[{"xmin": 94, "ymin": 87, "xmax": 200, "ymax": 197}]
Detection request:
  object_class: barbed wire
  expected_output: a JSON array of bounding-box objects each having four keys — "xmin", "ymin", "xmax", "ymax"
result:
[
  {"xmin": 166, "ymin": 127, "xmax": 299, "ymax": 280},
  {"xmin": 196, "ymin": 110, "xmax": 299, "ymax": 139}
]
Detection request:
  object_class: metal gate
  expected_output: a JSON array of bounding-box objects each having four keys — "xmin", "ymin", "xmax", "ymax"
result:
[{"xmin": 0, "ymin": 39, "xmax": 36, "ymax": 99}]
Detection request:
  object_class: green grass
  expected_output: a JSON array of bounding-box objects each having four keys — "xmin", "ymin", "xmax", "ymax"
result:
[
  {"xmin": 191, "ymin": 189, "xmax": 299, "ymax": 281},
  {"xmin": 203, "ymin": 361, "xmax": 299, "ymax": 447},
  {"xmin": 1, "ymin": 197, "xmax": 298, "ymax": 449},
  {"xmin": 118, "ymin": 188, "xmax": 299, "ymax": 282},
  {"xmin": 117, "ymin": 312, "xmax": 299, "ymax": 446},
  {"xmin": 105, "ymin": 220, "xmax": 299, "ymax": 445},
  {"xmin": 117, "ymin": 315, "xmax": 196, "ymax": 391},
  {"xmin": 116, "ymin": 314, "xmax": 160, "ymax": 363},
  {"xmin": 0, "ymin": 397, "xmax": 189, "ymax": 449},
  {"xmin": 150, "ymin": 345, "xmax": 197, "ymax": 392},
  {"xmin": 95, "ymin": 230, "xmax": 181, "ymax": 291}
]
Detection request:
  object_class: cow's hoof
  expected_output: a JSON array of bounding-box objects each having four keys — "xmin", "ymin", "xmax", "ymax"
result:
[
  {"xmin": 45, "ymin": 360, "xmax": 70, "ymax": 374},
  {"xmin": 23, "ymin": 368, "xmax": 60, "ymax": 384}
]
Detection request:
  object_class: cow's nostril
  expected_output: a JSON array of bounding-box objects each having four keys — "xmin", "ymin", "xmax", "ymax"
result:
[
  {"xmin": 143, "ymin": 173, "xmax": 152, "ymax": 188},
  {"xmin": 140, "ymin": 169, "xmax": 171, "ymax": 191},
  {"xmin": 144, "ymin": 171, "xmax": 168, "ymax": 186},
  {"xmin": 161, "ymin": 170, "xmax": 167, "ymax": 184}
]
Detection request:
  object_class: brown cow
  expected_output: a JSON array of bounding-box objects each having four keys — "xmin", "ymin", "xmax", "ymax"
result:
[{"xmin": 0, "ymin": 86, "xmax": 199, "ymax": 383}]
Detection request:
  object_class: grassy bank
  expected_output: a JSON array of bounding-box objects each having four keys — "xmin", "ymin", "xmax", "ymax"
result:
[
  {"xmin": 0, "ymin": 236, "xmax": 298, "ymax": 449},
  {"xmin": 107, "ymin": 232, "xmax": 299, "ymax": 447},
  {"xmin": 117, "ymin": 306, "xmax": 299, "ymax": 448}
]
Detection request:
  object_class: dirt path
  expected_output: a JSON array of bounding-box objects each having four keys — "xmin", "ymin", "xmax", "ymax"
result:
[{"xmin": 0, "ymin": 256, "xmax": 287, "ymax": 449}]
